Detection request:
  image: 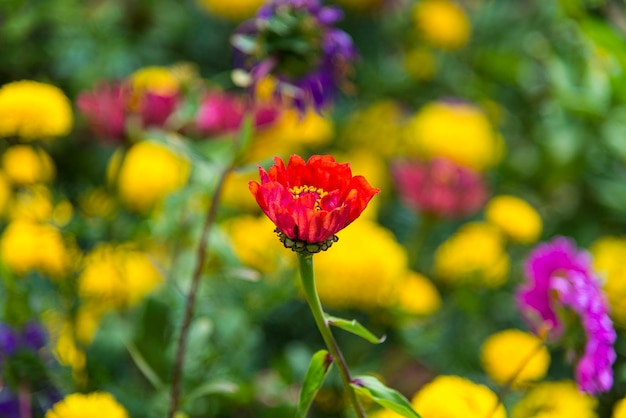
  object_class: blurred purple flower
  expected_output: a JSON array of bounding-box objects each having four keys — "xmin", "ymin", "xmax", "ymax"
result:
[
  {"xmin": 76, "ymin": 82, "xmax": 129, "ymax": 143},
  {"xmin": 0, "ymin": 323, "xmax": 18, "ymax": 356},
  {"xmin": 0, "ymin": 388, "xmax": 19, "ymax": 418},
  {"xmin": 391, "ymin": 157, "xmax": 488, "ymax": 219},
  {"xmin": 232, "ymin": 0, "xmax": 357, "ymax": 112},
  {"xmin": 21, "ymin": 321, "xmax": 47, "ymax": 351},
  {"xmin": 517, "ymin": 237, "xmax": 616, "ymax": 395}
]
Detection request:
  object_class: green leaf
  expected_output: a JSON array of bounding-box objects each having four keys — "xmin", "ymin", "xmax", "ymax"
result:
[
  {"xmin": 183, "ymin": 379, "xmax": 239, "ymax": 403},
  {"xmin": 325, "ymin": 314, "xmax": 386, "ymax": 344},
  {"xmin": 351, "ymin": 375, "xmax": 421, "ymax": 418},
  {"xmin": 295, "ymin": 350, "xmax": 333, "ymax": 418}
]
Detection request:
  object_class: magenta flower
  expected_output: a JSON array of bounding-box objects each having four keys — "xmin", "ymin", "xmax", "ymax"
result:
[
  {"xmin": 391, "ymin": 157, "xmax": 488, "ymax": 219},
  {"xmin": 195, "ymin": 92, "xmax": 280, "ymax": 136},
  {"xmin": 76, "ymin": 82, "xmax": 130, "ymax": 143},
  {"xmin": 517, "ymin": 237, "xmax": 616, "ymax": 395},
  {"xmin": 140, "ymin": 90, "xmax": 179, "ymax": 128},
  {"xmin": 231, "ymin": 0, "xmax": 357, "ymax": 112}
]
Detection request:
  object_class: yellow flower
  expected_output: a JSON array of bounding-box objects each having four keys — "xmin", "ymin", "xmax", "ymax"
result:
[
  {"xmin": 78, "ymin": 243, "xmax": 163, "ymax": 309},
  {"xmin": 0, "ymin": 80, "xmax": 73, "ymax": 140},
  {"xmin": 393, "ymin": 271, "xmax": 441, "ymax": 316},
  {"xmin": 130, "ymin": 66, "xmax": 179, "ymax": 96},
  {"xmin": 1, "ymin": 145, "xmax": 56, "ymax": 185},
  {"xmin": 7, "ymin": 184, "xmax": 54, "ymax": 222},
  {"xmin": 222, "ymin": 168, "xmax": 266, "ymax": 211},
  {"xmin": 404, "ymin": 47, "xmax": 438, "ymax": 81},
  {"xmin": 613, "ymin": 396, "xmax": 626, "ymax": 418},
  {"xmin": 195, "ymin": 0, "xmax": 265, "ymax": 21},
  {"xmin": 0, "ymin": 171, "xmax": 11, "ymax": 217},
  {"xmin": 434, "ymin": 222, "xmax": 509, "ymax": 287},
  {"xmin": 511, "ymin": 381, "xmax": 597, "ymax": 418},
  {"xmin": 486, "ymin": 195, "xmax": 542, "ymax": 244},
  {"xmin": 46, "ymin": 392, "xmax": 129, "ymax": 418},
  {"xmin": 110, "ymin": 140, "xmax": 191, "ymax": 212},
  {"xmin": 314, "ymin": 219, "xmax": 407, "ymax": 311},
  {"xmin": 341, "ymin": 100, "xmax": 406, "ymax": 158},
  {"xmin": 78, "ymin": 187, "xmax": 118, "ymax": 219},
  {"xmin": 405, "ymin": 100, "xmax": 504, "ymax": 171},
  {"xmin": 412, "ymin": 375, "xmax": 506, "ymax": 418},
  {"xmin": 590, "ymin": 236, "xmax": 626, "ymax": 326},
  {"xmin": 0, "ymin": 219, "xmax": 71, "ymax": 278},
  {"xmin": 481, "ymin": 329, "xmax": 550, "ymax": 388},
  {"xmin": 225, "ymin": 215, "xmax": 292, "ymax": 275},
  {"xmin": 412, "ymin": 0, "xmax": 471, "ymax": 50},
  {"xmin": 246, "ymin": 108, "xmax": 334, "ymax": 163}
]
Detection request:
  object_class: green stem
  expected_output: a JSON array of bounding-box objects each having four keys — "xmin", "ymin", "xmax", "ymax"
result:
[
  {"xmin": 297, "ymin": 253, "xmax": 366, "ymax": 418},
  {"xmin": 406, "ymin": 214, "xmax": 435, "ymax": 270}
]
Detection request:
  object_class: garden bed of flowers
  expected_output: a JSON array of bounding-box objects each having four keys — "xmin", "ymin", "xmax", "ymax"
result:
[{"xmin": 2, "ymin": 0, "xmax": 626, "ymax": 417}]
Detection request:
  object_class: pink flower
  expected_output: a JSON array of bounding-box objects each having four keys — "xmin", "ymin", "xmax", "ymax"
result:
[
  {"xmin": 76, "ymin": 82, "xmax": 130, "ymax": 143},
  {"xmin": 517, "ymin": 237, "xmax": 616, "ymax": 395},
  {"xmin": 391, "ymin": 157, "xmax": 488, "ymax": 219},
  {"xmin": 195, "ymin": 92, "xmax": 280, "ymax": 136},
  {"xmin": 140, "ymin": 91, "xmax": 179, "ymax": 128}
]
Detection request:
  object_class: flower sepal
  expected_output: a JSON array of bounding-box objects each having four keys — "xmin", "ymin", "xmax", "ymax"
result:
[{"xmin": 275, "ymin": 228, "xmax": 338, "ymax": 254}]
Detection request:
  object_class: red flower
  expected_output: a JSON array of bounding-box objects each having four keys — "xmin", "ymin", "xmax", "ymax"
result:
[{"xmin": 249, "ymin": 155, "xmax": 379, "ymax": 253}]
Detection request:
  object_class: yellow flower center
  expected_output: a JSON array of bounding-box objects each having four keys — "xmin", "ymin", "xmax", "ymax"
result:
[{"xmin": 289, "ymin": 185, "xmax": 328, "ymax": 210}]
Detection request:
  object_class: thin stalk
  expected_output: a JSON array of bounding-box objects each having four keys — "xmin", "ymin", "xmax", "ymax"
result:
[
  {"xmin": 18, "ymin": 382, "xmax": 31, "ymax": 418},
  {"xmin": 297, "ymin": 253, "xmax": 366, "ymax": 418},
  {"xmin": 168, "ymin": 165, "xmax": 232, "ymax": 418},
  {"xmin": 406, "ymin": 214, "xmax": 435, "ymax": 270}
]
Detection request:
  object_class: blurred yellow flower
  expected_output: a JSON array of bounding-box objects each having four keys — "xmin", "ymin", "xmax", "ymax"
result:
[
  {"xmin": 342, "ymin": 100, "xmax": 406, "ymax": 158},
  {"xmin": 405, "ymin": 100, "xmax": 504, "ymax": 171},
  {"xmin": 224, "ymin": 215, "xmax": 292, "ymax": 275},
  {"xmin": 0, "ymin": 171, "xmax": 11, "ymax": 217},
  {"xmin": 404, "ymin": 47, "xmax": 438, "ymax": 81},
  {"xmin": 130, "ymin": 66, "xmax": 179, "ymax": 96},
  {"xmin": 222, "ymin": 168, "xmax": 267, "ymax": 211},
  {"xmin": 8, "ymin": 184, "xmax": 54, "ymax": 222},
  {"xmin": 110, "ymin": 140, "xmax": 191, "ymax": 212},
  {"xmin": 78, "ymin": 243, "xmax": 163, "ymax": 309},
  {"xmin": 0, "ymin": 219, "xmax": 71, "ymax": 278},
  {"xmin": 590, "ymin": 236, "xmax": 626, "ymax": 326},
  {"xmin": 434, "ymin": 222, "xmax": 509, "ymax": 287},
  {"xmin": 412, "ymin": 375, "xmax": 506, "ymax": 418},
  {"xmin": 511, "ymin": 381, "xmax": 597, "ymax": 418},
  {"xmin": 393, "ymin": 271, "xmax": 441, "ymax": 317},
  {"xmin": 485, "ymin": 195, "xmax": 542, "ymax": 244},
  {"xmin": 314, "ymin": 219, "xmax": 407, "ymax": 311},
  {"xmin": 613, "ymin": 396, "xmax": 626, "ymax": 418},
  {"xmin": 480, "ymin": 329, "xmax": 550, "ymax": 388},
  {"xmin": 78, "ymin": 187, "xmax": 118, "ymax": 219},
  {"xmin": 412, "ymin": 0, "xmax": 470, "ymax": 50},
  {"xmin": 0, "ymin": 80, "xmax": 73, "ymax": 140},
  {"xmin": 196, "ymin": 0, "xmax": 265, "ymax": 21},
  {"xmin": 246, "ymin": 108, "xmax": 334, "ymax": 163},
  {"xmin": 1, "ymin": 145, "xmax": 56, "ymax": 185},
  {"xmin": 46, "ymin": 392, "xmax": 129, "ymax": 418}
]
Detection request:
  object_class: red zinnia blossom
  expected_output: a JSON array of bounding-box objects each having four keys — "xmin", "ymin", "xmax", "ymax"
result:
[
  {"xmin": 249, "ymin": 155, "xmax": 379, "ymax": 253},
  {"xmin": 391, "ymin": 157, "xmax": 488, "ymax": 219}
]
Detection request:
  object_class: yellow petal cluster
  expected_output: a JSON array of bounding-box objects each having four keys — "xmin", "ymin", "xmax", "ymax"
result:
[
  {"xmin": 0, "ymin": 171, "xmax": 11, "ymax": 217},
  {"xmin": 405, "ymin": 101, "xmax": 504, "ymax": 171},
  {"xmin": 480, "ymin": 329, "xmax": 550, "ymax": 388},
  {"xmin": 412, "ymin": 0, "xmax": 471, "ymax": 50},
  {"xmin": 225, "ymin": 215, "xmax": 293, "ymax": 275},
  {"xmin": 434, "ymin": 222, "xmax": 509, "ymax": 287},
  {"xmin": 511, "ymin": 380, "xmax": 597, "ymax": 418},
  {"xmin": 486, "ymin": 195, "xmax": 542, "ymax": 244},
  {"xmin": 590, "ymin": 236, "xmax": 626, "ymax": 326},
  {"xmin": 195, "ymin": 0, "xmax": 265, "ymax": 21},
  {"xmin": 0, "ymin": 80, "xmax": 73, "ymax": 140},
  {"xmin": 1, "ymin": 145, "xmax": 56, "ymax": 185},
  {"xmin": 130, "ymin": 66, "xmax": 179, "ymax": 96},
  {"xmin": 78, "ymin": 243, "xmax": 163, "ymax": 309},
  {"xmin": 0, "ymin": 219, "xmax": 71, "ymax": 278},
  {"xmin": 412, "ymin": 375, "xmax": 506, "ymax": 418},
  {"xmin": 313, "ymin": 219, "xmax": 407, "ymax": 311},
  {"xmin": 393, "ymin": 271, "xmax": 441, "ymax": 317},
  {"xmin": 46, "ymin": 392, "xmax": 129, "ymax": 418},
  {"xmin": 613, "ymin": 396, "xmax": 626, "ymax": 418},
  {"xmin": 110, "ymin": 140, "xmax": 191, "ymax": 212}
]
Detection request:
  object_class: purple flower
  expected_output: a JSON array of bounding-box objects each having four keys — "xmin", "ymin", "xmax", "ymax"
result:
[
  {"xmin": 21, "ymin": 321, "xmax": 47, "ymax": 351},
  {"xmin": 231, "ymin": 0, "xmax": 357, "ymax": 112},
  {"xmin": 0, "ymin": 388, "xmax": 20, "ymax": 418},
  {"xmin": 0, "ymin": 323, "xmax": 18, "ymax": 356},
  {"xmin": 517, "ymin": 237, "xmax": 616, "ymax": 395}
]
